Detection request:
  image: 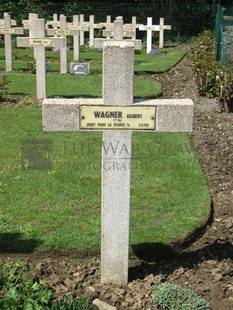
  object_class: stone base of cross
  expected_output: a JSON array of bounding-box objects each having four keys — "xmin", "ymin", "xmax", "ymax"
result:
[{"xmin": 42, "ymin": 34, "xmax": 193, "ymax": 286}]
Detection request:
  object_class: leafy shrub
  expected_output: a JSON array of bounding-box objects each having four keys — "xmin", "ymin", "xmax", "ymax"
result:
[
  {"xmin": 19, "ymin": 98, "xmax": 34, "ymax": 106},
  {"xmin": 0, "ymin": 75, "xmax": 11, "ymax": 102},
  {"xmin": 0, "ymin": 261, "xmax": 94, "ymax": 310},
  {"xmin": 48, "ymin": 297, "xmax": 95, "ymax": 310},
  {"xmin": 190, "ymin": 30, "xmax": 233, "ymax": 112},
  {"xmin": 152, "ymin": 282, "xmax": 211, "ymax": 310},
  {"xmin": 0, "ymin": 261, "xmax": 52, "ymax": 309}
]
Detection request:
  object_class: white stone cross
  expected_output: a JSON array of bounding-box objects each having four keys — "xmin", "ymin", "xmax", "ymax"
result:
[
  {"xmin": 42, "ymin": 16, "xmax": 193, "ymax": 285},
  {"xmin": 0, "ymin": 14, "xmax": 24, "ymax": 72},
  {"xmin": 17, "ymin": 19, "xmax": 64, "ymax": 99},
  {"xmin": 158, "ymin": 17, "xmax": 171, "ymax": 48},
  {"xmin": 139, "ymin": 17, "xmax": 172, "ymax": 52},
  {"xmin": 47, "ymin": 15, "xmax": 69, "ymax": 74},
  {"xmin": 139, "ymin": 17, "xmax": 159, "ymax": 54},
  {"xmin": 95, "ymin": 16, "xmax": 142, "ymax": 50}
]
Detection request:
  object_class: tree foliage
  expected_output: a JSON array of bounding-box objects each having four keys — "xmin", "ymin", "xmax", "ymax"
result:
[{"xmin": 0, "ymin": 0, "xmax": 232, "ymax": 39}]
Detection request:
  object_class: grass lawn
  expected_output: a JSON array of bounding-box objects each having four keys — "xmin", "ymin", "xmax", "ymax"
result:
[
  {"xmin": 0, "ymin": 45, "xmax": 210, "ymax": 252},
  {"xmin": 1, "ymin": 73, "xmax": 161, "ymax": 99},
  {"xmin": 0, "ymin": 108, "xmax": 211, "ymax": 252},
  {"xmin": 0, "ymin": 46, "xmax": 186, "ymax": 99}
]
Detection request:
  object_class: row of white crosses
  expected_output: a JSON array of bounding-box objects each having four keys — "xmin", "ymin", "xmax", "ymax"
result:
[
  {"xmin": 0, "ymin": 13, "xmax": 171, "ymax": 72},
  {"xmin": 42, "ymin": 16, "xmax": 193, "ymax": 285},
  {"xmin": 17, "ymin": 15, "xmax": 142, "ymax": 99},
  {"xmin": 0, "ymin": 13, "xmax": 171, "ymax": 98},
  {"xmin": 44, "ymin": 14, "xmax": 171, "ymax": 53}
]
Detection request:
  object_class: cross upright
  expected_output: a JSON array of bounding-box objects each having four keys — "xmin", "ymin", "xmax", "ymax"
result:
[
  {"xmin": 68, "ymin": 15, "xmax": 89, "ymax": 60},
  {"xmin": 158, "ymin": 17, "xmax": 171, "ymax": 48},
  {"xmin": 0, "ymin": 13, "xmax": 24, "ymax": 72},
  {"xmin": 79, "ymin": 14, "xmax": 86, "ymax": 45},
  {"xmin": 22, "ymin": 13, "xmax": 38, "ymax": 59},
  {"xmin": 70, "ymin": 15, "xmax": 81, "ymax": 61},
  {"xmin": 42, "ymin": 16, "xmax": 193, "ymax": 285},
  {"xmin": 88, "ymin": 15, "xmax": 103, "ymax": 48},
  {"xmin": 47, "ymin": 15, "xmax": 69, "ymax": 74},
  {"xmin": 17, "ymin": 19, "xmax": 64, "ymax": 99}
]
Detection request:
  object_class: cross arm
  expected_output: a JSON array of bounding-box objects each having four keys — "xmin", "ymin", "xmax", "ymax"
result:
[
  {"xmin": 17, "ymin": 36, "xmax": 65, "ymax": 48},
  {"xmin": 139, "ymin": 25, "xmax": 160, "ymax": 31},
  {"xmin": 0, "ymin": 19, "xmax": 16, "ymax": 27},
  {"xmin": 94, "ymin": 38, "xmax": 141, "ymax": 50},
  {"xmin": 0, "ymin": 27, "xmax": 24, "ymax": 34},
  {"xmin": 22, "ymin": 20, "xmax": 35, "ymax": 29},
  {"xmin": 103, "ymin": 29, "xmax": 135, "ymax": 38},
  {"xmin": 42, "ymin": 98, "xmax": 193, "ymax": 132}
]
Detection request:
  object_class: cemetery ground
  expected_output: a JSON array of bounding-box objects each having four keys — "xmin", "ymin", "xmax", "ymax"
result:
[{"xmin": 0, "ymin": 45, "xmax": 232, "ymax": 309}]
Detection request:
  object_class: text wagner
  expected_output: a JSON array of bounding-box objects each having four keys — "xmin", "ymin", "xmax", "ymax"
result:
[{"xmin": 94, "ymin": 111, "xmax": 123, "ymax": 118}]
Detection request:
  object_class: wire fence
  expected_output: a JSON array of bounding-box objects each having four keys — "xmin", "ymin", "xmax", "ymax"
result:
[{"xmin": 215, "ymin": 5, "xmax": 233, "ymax": 71}]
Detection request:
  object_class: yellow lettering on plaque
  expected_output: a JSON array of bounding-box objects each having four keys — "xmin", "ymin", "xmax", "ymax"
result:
[
  {"xmin": 0, "ymin": 29, "xmax": 15, "ymax": 34},
  {"xmin": 29, "ymin": 39, "xmax": 52, "ymax": 47},
  {"xmin": 80, "ymin": 106, "xmax": 156, "ymax": 130},
  {"xmin": 56, "ymin": 30, "xmax": 71, "ymax": 36}
]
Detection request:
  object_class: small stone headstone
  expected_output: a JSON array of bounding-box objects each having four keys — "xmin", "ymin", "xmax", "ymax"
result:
[{"xmin": 70, "ymin": 62, "xmax": 90, "ymax": 75}]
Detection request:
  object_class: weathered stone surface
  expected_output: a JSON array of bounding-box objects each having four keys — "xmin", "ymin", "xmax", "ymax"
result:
[{"xmin": 93, "ymin": 298, "xmax": 117, "ymax": 310}]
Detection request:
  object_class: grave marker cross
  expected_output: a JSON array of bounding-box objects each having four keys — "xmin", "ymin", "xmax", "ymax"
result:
[
  {"xmin": 42, "ymin": 17, "xmax": 193, "ymax": 285},
  {"xmin": 17, "ymin": 19, "xmax": 64, "ymax": 99},
  {"xmin": 67, "ymin": 15, "xmax": 89, "ymax": 61},
  {"xmin": 0, "ymin": 14, "xmax": 24, "ymax": 72},
  {"xmin": 88, "ymin": 15, "xmax": 103, "ymax": 47},
  {"xmin": 158, "ymin": 17, "xmax": 171, "ymax": 48},
  {"xmin": 139, "ymin": 17, "xmax": 159, "ymax": 54}
]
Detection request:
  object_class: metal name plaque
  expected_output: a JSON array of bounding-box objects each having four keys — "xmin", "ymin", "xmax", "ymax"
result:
[
  {"xmin": 56, "ymin": 30, "xmax": 71, "ymax": 36},
  {"xmin": 29, "ymin": 39, "xmax": 52, "ymax": 47},
  {"xmin": 0, "ymin": 29, "xmax": 16, "ymax": 34},
  {"xmin": 80, "ymin": 106, "xmax": 156, "ymax": 130}
]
